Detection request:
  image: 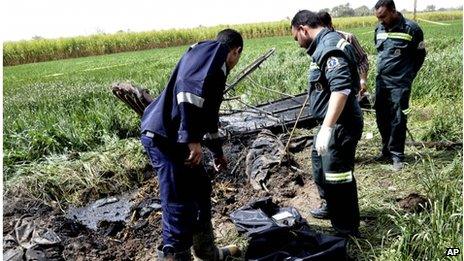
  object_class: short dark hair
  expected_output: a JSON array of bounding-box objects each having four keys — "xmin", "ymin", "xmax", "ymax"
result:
[
  {"xmin": 317, "ymin": 11, "xmax": 332, "ymax": 27},
  {"xmin": 291, "ymin": 10, "xmax": 322, "ymax": 28},
  {"xmin": 375, "ymin": 0, "xmax": 396, "ymax": 10},
  {"xmin": 216, "ymin": 29, "xmax": 243, "ymax": 53}
]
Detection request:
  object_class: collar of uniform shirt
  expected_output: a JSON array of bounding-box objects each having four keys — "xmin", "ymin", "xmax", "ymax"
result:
[{"xmin": 306, "ymin": 28, "xmax": 330, "ymax": 56}]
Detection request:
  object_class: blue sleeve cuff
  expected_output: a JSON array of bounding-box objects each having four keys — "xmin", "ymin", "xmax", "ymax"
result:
[{"xmin": 177, "ymin": 130, "xmax": 201, "ymax": 143}]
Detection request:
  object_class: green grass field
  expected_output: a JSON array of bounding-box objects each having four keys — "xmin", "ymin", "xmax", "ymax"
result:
[{"xmin": 3, "ymin": 19, "xmax": 462, "ymax": 260}]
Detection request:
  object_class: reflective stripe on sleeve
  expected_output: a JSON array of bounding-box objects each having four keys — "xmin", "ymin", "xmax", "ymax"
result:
[
  {"xmin": 325, "ymin": 171, "xmax": 353, "ymax": 183},
  {"xmin": 377, "ymin": 32, "xmax": 412, "ymax": 41},
  {"xmin": 176, "ymin": 92, "xmax": 205, "ymax": 108},
  {"xmin": 336, "ymin": 38, "xmax": 350, "ymax": 50},
  {"xmin": 388, "ymin": 32, "xmax": 413, "ymax": 41}
]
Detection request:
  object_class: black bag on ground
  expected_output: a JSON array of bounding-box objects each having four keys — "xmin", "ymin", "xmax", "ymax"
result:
[{"xmin": 230, "ymin": 197, "xmax": 348, "ymax": 260}]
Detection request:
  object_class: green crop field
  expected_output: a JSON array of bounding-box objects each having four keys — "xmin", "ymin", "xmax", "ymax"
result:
[
  {"xmin": 3, "ymin": 11, "xmax": 461, "ymax": 65},
  {"xmin": 3, "ymin": 18, "xmax": 462, "ymax": 260}
]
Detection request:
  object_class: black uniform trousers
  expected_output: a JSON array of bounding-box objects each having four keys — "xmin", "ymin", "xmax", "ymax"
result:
[
  {"xmin": 311, "ymin": 123, "xmax": 362, "ymax": 235},
  {"xmin": 141, "ymin": 134, "xmax": 213, "ymax": 254},
  {"xmin": 374, "ymin": 86, "xmax": 411, "ymax": 161}
]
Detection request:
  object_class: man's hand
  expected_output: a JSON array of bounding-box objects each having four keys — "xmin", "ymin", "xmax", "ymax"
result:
[
  {"xmin": 315, "ymin": 126, "xmax": 333, "ymax": 156},
  {"xmin": 359, "ymin": 79, "xmax": 368, "ymax": 97},
  {"xmin": 213, "ymin": 155, "xmax": 228, "ymax": 172},
  {"xmin": 185, "ymin": 142, "xmax": 202, "ymax": 167}
]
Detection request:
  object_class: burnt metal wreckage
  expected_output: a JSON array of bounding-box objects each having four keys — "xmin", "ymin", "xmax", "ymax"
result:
[
  {"xmin": 111, "ymin": 47, "xmax": 462, "ymax": 150},
  {"xmin": 112, "ymin": 48, "xmax": 319, "ymax": 140},
  {"xmin": 220, "ymin": 92, "xmax": 315, "ymax": 138},
  {"xmin": 219, "ymin": 48, "xmax": 318, "ymax": 138}
]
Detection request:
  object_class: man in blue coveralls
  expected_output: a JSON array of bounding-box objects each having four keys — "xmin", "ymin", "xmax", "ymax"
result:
[
  {"xmin": 140, "ymin": 29, "xmax": 243, "ymax": 260},
  {"xmin": 374, "ymin": 0, "xmax": 426, "ymax": 170},
  {"xmin": 291, "ymin": 10, "xmax": 363, "ymax": 236}
]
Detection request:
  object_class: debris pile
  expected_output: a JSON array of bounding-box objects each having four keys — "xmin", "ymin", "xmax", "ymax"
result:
[
  {"xmin": 246, "ymin": 130, "xmax": 287, "ymax": 190},
  {"xmin": 4, "ymin": 215, "xmax": 62, "ymax": 261}
]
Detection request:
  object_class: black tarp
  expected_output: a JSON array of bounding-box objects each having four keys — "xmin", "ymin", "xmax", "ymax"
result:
[{"xmin": 230, "ymin": 198, "xmax": 348, "ymax": 261}]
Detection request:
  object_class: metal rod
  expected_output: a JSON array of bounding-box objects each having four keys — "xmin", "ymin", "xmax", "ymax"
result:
[
  {"xmin": 224, "ymin": 48, "xmax": 276, "ymax": 95},
  {"xmin": 236, "ymin": 99, "xmax": 277, "ymax": 118},
  {"xmin": 284, "ymin": 95, "xmax": 310, "ymax": 153}
]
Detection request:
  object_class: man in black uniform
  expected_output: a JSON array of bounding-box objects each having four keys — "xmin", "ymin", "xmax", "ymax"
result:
[
  {"xmin": 291, "ymin": 10, "xmax": 363, "ymax": 236},
  {"xmin": 140, "ymin": 29, "xmax": 243, "ymax": 260},
  {"xmin": 374, "ymin": 0, "xmax": 426, "ymax": 170}
]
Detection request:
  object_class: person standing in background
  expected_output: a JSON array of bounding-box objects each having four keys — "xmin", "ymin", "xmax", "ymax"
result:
[
  {"xmin": 318, "ymin": 11, "xmax": 370, "ymax": 98},
  {"xmin": 373, "ymin": 0, "xmax": 426, "ymax": 171}
]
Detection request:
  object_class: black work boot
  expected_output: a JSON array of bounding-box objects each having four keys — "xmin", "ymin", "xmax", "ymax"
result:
[
  {"xmin": 310, "ymin": 201, "xmax": 330, "ymax": 219},
  {"xmin": 157, "ymin": 245, "xmax": 192, "ymax": 261},
  {"xmin": 374, "ymin": 152, "xmax": 391, "ymax": 163},
  {"xmin": 192, "ymin": 221, "xmax": 241, "ymax": 260}
]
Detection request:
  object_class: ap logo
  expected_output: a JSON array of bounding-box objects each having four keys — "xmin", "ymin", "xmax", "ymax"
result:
[{"xmin": 445, "ymin": 248, "xmax": 460, "ymax": 256}]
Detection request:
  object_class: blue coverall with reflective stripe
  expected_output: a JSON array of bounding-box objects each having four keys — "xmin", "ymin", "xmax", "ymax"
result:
[
  {"xmin": 374, "ymin": 13, "xmax": 426, "ymax": 161},
  {"xmin": 140, "ymin": 40, "xmax": 228, "ymax": 253}
]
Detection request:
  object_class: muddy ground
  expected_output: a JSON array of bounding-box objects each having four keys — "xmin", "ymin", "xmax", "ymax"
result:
[{"xmin": 3, "ymin": 134, "xmax": 329, "ymax": 260}]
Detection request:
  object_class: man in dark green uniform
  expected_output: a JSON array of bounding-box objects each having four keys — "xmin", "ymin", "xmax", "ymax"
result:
[
  {"xmin": 291, "ymin": 10, "xmax": 363, "ymax": 236},
  {"xmin": 374, "ymin": 0, "xmax": 426, "ymax": 170}
]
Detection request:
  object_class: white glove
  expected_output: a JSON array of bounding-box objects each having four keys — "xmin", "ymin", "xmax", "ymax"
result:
[{"xmin": 315, "ymin": 126, "xmax": 333, "ymax": 156}]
